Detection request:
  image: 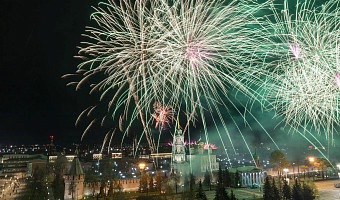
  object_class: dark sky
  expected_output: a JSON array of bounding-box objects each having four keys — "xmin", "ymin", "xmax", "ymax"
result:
[{"xmin": 0, "ymin": 0, "xmax": 101, "ymax": 144}]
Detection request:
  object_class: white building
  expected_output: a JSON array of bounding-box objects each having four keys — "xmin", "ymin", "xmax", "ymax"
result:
[
  {"xmin": 229, "ymin": 166, "xmax": 265, "ymax": 187},
  {"xmin": 172, "ymin": 126, "xmax": 186, "ymax": 163},
  {"xmin": 171, "ymin": 124, "xmax": 218, "ymax": 177}
]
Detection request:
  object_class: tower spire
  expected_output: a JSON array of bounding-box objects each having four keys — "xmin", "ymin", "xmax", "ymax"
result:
[
  {"xmin": 75, "ymin": 144, "xmax": 79, "ymax": 157},
  {"xmin": 177, "ymin": 115, "xmax": 180, "ymax": 130}
]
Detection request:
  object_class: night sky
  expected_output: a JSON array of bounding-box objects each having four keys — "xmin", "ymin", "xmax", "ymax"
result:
[
  {"xmin": 0, "ymin": 0, "xmax": 338, "ymax": 161},
  {"xmin": 0, "ymin": 0, "xmax": 101, "ymax": 144}
]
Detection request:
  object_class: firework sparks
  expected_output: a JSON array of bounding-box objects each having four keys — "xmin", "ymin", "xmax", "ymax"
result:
[
  {"xmin": 204, "ymin": 143, "xmax": 218, "ymax": 150},
  {"xmin": 288, "ymin": 42, "xmax": 301, "ymax": 60},
  {"xmin": 168, "ymin": 140, "xmax": 218, "ymax": 149},
  {"xmin": 335, "ymin": 73, "xmax": 340, "ymax": 87},
  {"xmin": 66, "ymin": 0, "xmax": 278, "ymax": 162},
  {"xmin": 64, "ymin": 0, "xmax": 165, "ymax": 151},
  {"xmin": 151, "ymin": 102, "xmax": 175, "ymax": 129},
  {"xmin": 265, "ymin": 0, "xmax": 340, "ymax": 136},
  {"xmin": 150, "ymin": 0, "xmax": 269, "ymax": 139}
]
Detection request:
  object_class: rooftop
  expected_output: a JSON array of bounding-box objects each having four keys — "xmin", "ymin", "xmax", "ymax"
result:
[{"xmin": 66, "ymin": 157, "xmax": 84, "ymax": 175}]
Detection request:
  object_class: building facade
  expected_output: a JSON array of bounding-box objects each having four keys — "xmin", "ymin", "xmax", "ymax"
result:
[
  {"xmin": 229, "ymin": 166, "xmax": 265, "ymax": 187},
  {"xmin": 171, "ymin": 125, "xmax": 219, "ymax": 177},
  {"xmin": 1, "ymin": 154, "xmax": 47, "ymax": 178}
]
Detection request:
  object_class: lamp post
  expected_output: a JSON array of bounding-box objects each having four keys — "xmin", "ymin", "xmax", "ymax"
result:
[
  {"xmin": 138, "ymin": 162, "xmax": 146, "ymax": 193},
  {"xmin": 283, "ymin": 168, "xmax": 289, "ymax": 183},
  {"xmin": 139, "ymin": 163, "xmax": 146, "ymax": 180},
  {"xmin": 139, "ymin": 163, "xmax": 146, "ymax": 171},
  {"xmin": 309, "ymin": 157, "xmax": 315, "ymax": 181}
]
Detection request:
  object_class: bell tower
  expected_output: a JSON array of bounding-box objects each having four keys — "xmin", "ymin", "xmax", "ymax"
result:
[{"xmin": 172, "ymin": 120, "xmax": 186, "ymax": 163}]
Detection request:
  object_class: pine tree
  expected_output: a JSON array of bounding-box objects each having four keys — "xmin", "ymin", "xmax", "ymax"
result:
[
  {"xmin": 113, "ymin": 182, "xmax": 126, "ymax": 200},
  {"xmin": 303, "ymin": 179, "xmax": 319, "ymax": 198},
  {"xmin": 272, "ymin": 178, "xmax": 280, "ymax": 200},
  {"xmin": 139, "ymin": 171, "xmax": 148, "ymax": 193},
  {"xmin": 182, "ymin": 174, "xmax": 193, "ymax": 200},
  {"xmin": 282, "ymin": 180, "xmax": 291, "ymax": 200},
  {"xmin": 100, "ymin": 180, "xmax": 105, "ymax": 196},
  {"xmin": 196, "ymin": 180, "xmax": 207, "ymax": 200},
  {"xmin": 108, "ymin": 180, "xmax": 114, "ymax": 196},
  {"xmin": 263, "ymin": 176, "xmax": 274, "ymax": 200},
  {"xmin": 230, "ymin": 190, "xmax": 237, "ymax": 200},
  {"xmin": 148, "ymin": 174, "xmax": 154, "ymax": 192},
  {"xmin": 278, "ymin": 177, "xmax": 283, "ymax": 198},
  {"xmin": 302, "ymin": 183, "xmax": 314, "ymax": 200},
  {"xmin": 170, "ymin": 171, "xmax": 179, "ymax": 194},
  {"xmin": 189, "ymin": 173, "xmax": 196, "ymax": 192},
  {"xmin": 292, "ymin": 179, "xmax": 303, "ymax": 200},
  {"xmin": 203, "ymin": 170, "xmax": 211, "ymax": 190},
  {"xmin": 214, "ymin": 166, "xmax": 229, "ymax": 200},
  {"xmin": 223, "ymin": 168, "xmax": 231, "ymax": 188},
  {"xmin": 184, "ymin": 174, "xmax": 190, "ymax": 192},
  {"xmin": 234, "ymin": 170, "xmax": 241, "ymax": 187},
  {"xmin": 155, "ymin": 171, "xmax": 163, "ymax": 193}
]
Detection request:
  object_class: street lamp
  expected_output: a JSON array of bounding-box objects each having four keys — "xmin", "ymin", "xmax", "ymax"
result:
[
  {"xmin": 308, "ymin": 157, "xmax": 315, "ymax": 180},
  {"xmin": 139, "ymin": 163, "xmax": 146, "ymax": 170},
  {"xmin": 283, "ymin": 168, "xmax": 289, "ymax": 182}
]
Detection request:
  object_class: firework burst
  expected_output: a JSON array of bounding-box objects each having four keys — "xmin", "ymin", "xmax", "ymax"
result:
[
  {"xmin": 151, "ymin": 102, "xmax": 176, "ymax": 129},
  {"xmin": 63, "ymin": 0, "xmax": 166, "ymax": 151},
  {"xmin": 66, "ymin": 0, "xmax": 277, "ymax": 160},
  {"xmin": 152, "ymin": 0, "xmax": 267, "ymax": 109},
  {"xmin": 265, "ymin": 0, "xmax": 340, "ymax": 137}
]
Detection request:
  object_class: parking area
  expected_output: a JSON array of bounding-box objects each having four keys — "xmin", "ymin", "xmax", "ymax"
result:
[{"xmin": 315, "ymin": 179, "xmax": 340, "ymax": 200}]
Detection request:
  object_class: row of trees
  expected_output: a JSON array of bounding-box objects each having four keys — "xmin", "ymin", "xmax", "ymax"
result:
[
  {"xmin": 138, "ymin": 167, "xmax": 240, "ymax": 200},
  {"xmin": 21, "ymin": 154, "xmax": 68, "ymax": 200},
  {"xmin": 214, "ymin": 166, "xmax": 237, "ymax": 200},
  {"xmin": 269, "ymin": 150, "xmax": 290, "ymax": 176},
  {"xmin": 203, "ymin": 166, "xmax": 241, "ymax": 189},
  {"xmin": 50, "ymin": 154, "xmax": 68, "ymax": 199},
  {"xmin": 269, "ymin": 150, "xmax": 332, "ymax": 179},
  {"xmin": 84, "ymin": 159, "xmax": 119, "ymax": 197},
  {"xmin": 20, "ymin": 166, "xmax": 49, "ymax": 200},
  {"xmin": 263, "ymin": 176, "xmax": 318, "ymax": 200},
  {"xmin": 139, "ymin": 171, "xmax": 165, "ymax": 193}
]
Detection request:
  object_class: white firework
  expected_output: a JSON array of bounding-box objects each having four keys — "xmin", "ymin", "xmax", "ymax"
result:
[
  {"xmin": 66, "ymin": 0, "xmax": 164, "ymax": 151},
  {"xmin": 151, "ymin": 0, "xmax": 268, "ymax": 120},
  {"xmin": 66, "ymin": 0, "xmax": 274, "ymax": 159},
  {"xmin": 265, "ymin": 0, "xmax": 340, "ymax": 137}
]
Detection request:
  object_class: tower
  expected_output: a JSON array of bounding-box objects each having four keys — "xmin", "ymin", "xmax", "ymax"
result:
[
  {"xmin": 64, "ymin": 157, "xmax": 85, "ymax": 200},
  {"xmin": 48, "ymin": 135, "xmax": 56, "ymax": 156},
  {"xmin": 253, "ymin": 147, "xmax": 260, "ymax": 167},
  {"xmin": 172, "ymin": 122, "xmax": 186, "ymax": 163}
]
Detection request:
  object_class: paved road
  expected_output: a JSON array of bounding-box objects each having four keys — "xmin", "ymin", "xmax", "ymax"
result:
[
  {"xmin": 0, "ymin": 180, "xmax": 16, "ymax": 200},
  {"xmin": 1, "ymin": 180, "xmax": 26, "ymax": 200},
  {"xmin": 315, "ymin": 179, "xmax": 340, "ymax": 200}
]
